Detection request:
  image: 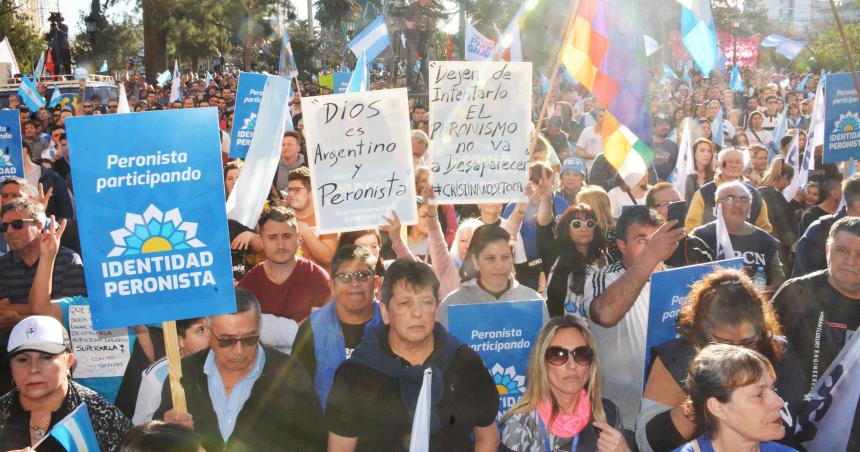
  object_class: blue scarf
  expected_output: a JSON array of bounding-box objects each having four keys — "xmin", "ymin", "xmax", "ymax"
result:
[
  {"xmin": 310, "ymin": 301, "xmax": 382, "ymax": 409},
  {"xmin": 348, "ymin": 323, "xmax": 464, "ymax": 434}
]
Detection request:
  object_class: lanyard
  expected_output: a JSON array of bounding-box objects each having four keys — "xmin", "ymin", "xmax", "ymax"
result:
[{"xmin": 537, "ymin": 416, "xmax": 579, "ymax": 452}]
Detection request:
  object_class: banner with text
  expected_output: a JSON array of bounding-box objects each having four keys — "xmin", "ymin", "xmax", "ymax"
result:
[
  {"xmin": 646, "ymin": 258, "xmax": 744, "ymax": 381},
  {"xmin": 0, "ymin": 110, "xmax": 23, "ymax": 180},
  {"xmin": 823, "ymin": 72, "xmax": 860, "ymax": 164},
  {"xmin": 230, "ymin": 72, "xmax": 292, "ymax": 158},
  {"xmin": 67, "ymin": 108, "xmax": 236, "ymax": 330},
  {"xmin": 448, "ymin": 300, "xmax": 544, "ymax": 419},
  {"xmin": 302, "ymin": 88, "xmax": 417, "ymax": 233},
  {"xmin": 428, "ymin": 61, "xmax": 531, "ymax": 204},
  {"xmin": 333, "ymin": 71, "xmax": 351, "ymax": 94}
]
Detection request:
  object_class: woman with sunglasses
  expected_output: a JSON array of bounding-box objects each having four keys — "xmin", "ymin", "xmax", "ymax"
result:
[
  {"xmin": 501, "ymin": 315, "xmax": 629, "ymax": 452},
  {"xmin": 636, "ymin": 269, "xmax": 804, "ymax": 452},
  {"xmin": 537, "ymin": 202, "xmax": 606, "ymax": 318},
  {"xmin": 438, "ymin": 224, "xmax": 549, "ymax": 327}
]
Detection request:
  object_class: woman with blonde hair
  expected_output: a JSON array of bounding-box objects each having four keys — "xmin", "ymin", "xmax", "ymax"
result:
[{"xmin": 501, "ymin": 315, "xmax": 629, "ymax": 451}]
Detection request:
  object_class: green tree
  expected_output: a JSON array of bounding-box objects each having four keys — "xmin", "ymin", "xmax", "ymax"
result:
[
  {"xmin": 711, "ymin": 0, "xmax": 772, "ymax": 38},
  {"xmin": 0, "ymin": 5, "xmax": 44, "ymax": 74},
  {"xmin": 808, "ymin": 23, "xmax": 860, "ymax": 73},
  {"xmin": 315, "ymin": 0, "xmax": 359, "ymax": 36},
  {"xmin": 71, "ymin": 14, "xmax": 143, "ymax": 75}
]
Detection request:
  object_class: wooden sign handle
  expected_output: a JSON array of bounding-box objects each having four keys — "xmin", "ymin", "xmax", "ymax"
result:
[{"xmin": 162, "ymin": 320, "xmax": 188, "ymax": 413}]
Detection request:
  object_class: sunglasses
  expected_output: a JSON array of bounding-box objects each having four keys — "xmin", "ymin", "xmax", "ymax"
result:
[
  {"xmin": 210, "ymin": 330, "xmax": 259, "ymax": 348},
  {"xmin": 334, "ymin": 271, "xmax": 373, "ymax": 284},
  {"xmin": 545, "ymin": 345, "xmax": 594, "ymax": 367},
  {"xmin": 569, "ymin": 219, "xmax": 596, "ymax": 231},
  {"xmin": 1, "ymin": 219, "xmax": 38, "ymax": 233}
]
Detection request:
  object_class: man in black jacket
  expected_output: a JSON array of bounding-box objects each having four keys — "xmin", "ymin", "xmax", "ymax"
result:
[{"xmin": 156, "ymin": 288, "xmax": 327, "ymax": 451}]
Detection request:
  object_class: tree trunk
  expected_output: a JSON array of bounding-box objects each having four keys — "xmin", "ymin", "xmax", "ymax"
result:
[
  {"xmin": 143, "ymin": 0, "xmax": 167, "ymax": 84},
  {"xmin": 242, "ymin": 16, "xmax": 254, "ymax": 71}
]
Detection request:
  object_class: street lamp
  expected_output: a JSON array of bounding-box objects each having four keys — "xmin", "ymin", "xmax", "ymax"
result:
[
  {"xmin": 85, "ymin": 13, "xmax": 99, "ymax": 37},
  {"xmin": 344, "ymin": 18, "xmax": 357, "ymax": 38}
]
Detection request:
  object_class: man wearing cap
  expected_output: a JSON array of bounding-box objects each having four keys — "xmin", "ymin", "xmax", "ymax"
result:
[
  {"xmin": 651, "ymin": 114, "xmax": 679, "ymax": 181},
  {"xmin": 556, "ymin": 157, "xmax": 588, "ymax": 205},
  {"xmin": 0, "ymin": 315, "xmax": 131, "ymax": 450}
]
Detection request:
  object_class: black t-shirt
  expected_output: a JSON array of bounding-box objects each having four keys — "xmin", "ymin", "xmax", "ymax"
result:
[
  {"xmin": 292, "ymin": 318, "xmax": 371, "ymax": 380},
  {"xmin": 691, "ymin": 222, "xmax": 783, "ymax": 284},
  {"xmin": 773, "ymin": 270, "xmax": 860, "ymax": 391},
  {"xmin": 799, "ymin": 205, "xmax": 830, "ymax": 237},
  {"xmin": 652, "ymin": 139, "xmax": 680, "ymax": 181},
  {"xmin": 326, "ymin": 346, "xmax": 498, "ymax": 452}
]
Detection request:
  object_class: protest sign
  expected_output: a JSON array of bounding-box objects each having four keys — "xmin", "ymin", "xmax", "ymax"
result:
[
  {"xmin": 448, "ymin": 300, "xmax": 544, "ymax": 419},
  {"xmin": 0, "ymin": 110, "xmax": 23, "ymax": 180},
  {"xmin": 68, "ymin": 305, "xmax": 131, "ymax": 379},
  {"xmin": 465, "ymin": 23, "xmax": 495, "ymax": 61},
  {"xmin": 823, "ymin": 72, "xmax": 860, "ymax": 164},
  {"xmin": 66, "ymin": 108, "xmax": 235, "ymax": 330},
  {"xmin": 646, "ymin": 258, "xmax": 744, "ymax": 379},
  {"xmin": 333, "ymin": 71, "xmax": 351, "ymax": 94},
  {"xmin": 302, "ymin": 88, "xmax": 417, "ymax": 233},
  {"xmin": 428, "ymin": 61, "xmax": 531, "ymax": 204},
  {"xmin": 230, "ymin": 72, "xmax": 292, "ymax": 159}
]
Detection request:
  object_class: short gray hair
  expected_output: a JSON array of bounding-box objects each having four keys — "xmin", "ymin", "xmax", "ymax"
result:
[
  {"xmin": 411, "ymin": 129, "xmax": 429, "ymax": 145},
  {"xmin": 207, "ymin": 288, "xmax": 261, "ymax": 327},
  {"xmin": 715, "ymin": 180, "xmax": 751, "ymax": 202},
  {"xmin": 828, "ymin": 216, "xmax": 860, "ymax": 244}
]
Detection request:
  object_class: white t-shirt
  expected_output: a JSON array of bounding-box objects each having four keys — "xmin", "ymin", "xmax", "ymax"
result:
[
  {"xmin": 747, "ymin": 129, "xmax": 774, "ymax": 148},
  {"xmin": 132, "ymin": 357, "xmax": 169, "ymax": 425},
  {"xmin": 607, "ymin": 186, "xmax": 650, "ymax": 219},
  {"xmin": 575, "ymin": 126, "xmax": 603, "ymax": 171},
  {"xmin": 583, "ymin": 262, "xmax": 651, "ymax": 430}
]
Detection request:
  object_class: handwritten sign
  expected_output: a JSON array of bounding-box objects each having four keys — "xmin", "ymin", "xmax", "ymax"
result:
[
  {"xmin": 428, "ymin": 61, "xmax": 531, "ymax": 204},
  {"xmin": 302, "ymin": 88, "xmax": 417, "ymax": 233},
  {"xmin": 823, "ymin": 72, "xmax": 860, "ymax": 164},
  {"xmin": 0, "ymin": 110, "xmax": 23, "ymax": 180},
  {"xmin": 68, "ymin": 305, "xmax": 131, "ymax": 379}
]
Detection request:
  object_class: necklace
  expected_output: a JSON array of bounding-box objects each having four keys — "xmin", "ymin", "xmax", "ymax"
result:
[{"xmin": 32, "ymin": 424, "xmax": 49, "ymax": 441}]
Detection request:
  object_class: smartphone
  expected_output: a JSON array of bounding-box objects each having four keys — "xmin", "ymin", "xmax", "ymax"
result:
[{"xmin": 667, "ymin": 200, "xmax": 686, "ymax": 229}]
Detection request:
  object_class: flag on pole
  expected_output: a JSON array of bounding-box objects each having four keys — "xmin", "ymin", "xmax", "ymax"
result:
[
  {"xmin": 0, "ymin": 37, "xmax": 20, "ymax": 77},
  {"xmin": 45, "ymin": 49, "xmax": 54, "ymax": 76},
  {"xmin": 346, "ymin": 50, "xmax": 369, "ymax": 93},
  {"xmin": 117, "ymin": 83, "xmax": 130, "ymax": 113},
  {"xmin": 99, "ymin": 60, "xmax": 108, "ymax": 73},
  {"xmin": 782, "ymin": 131, "xmax": 802, "ymax": 201},
  {"xmin": 715, "ymin": 204, "xmax": 735, "ymax": 260},
  {"xmin": 643, "ymin": 34, "xmax": 660, "ymax": 56},
  {"xmin": 795, "ymin": 328, "xmax": 860, "ymax": 451},
  {"xmin": 156, "ymin": 70, "xmax": 171, "ymax": 87},
  {"xmin": 561, "ymin": 0, "xmax": 654, "ymax": 188},
  {"xmin": 278, "ymin": 30, "xmax": 299, "ymax": 78},
  {"xmin": 729, "ymin": 65, "xmax": 744, "ymax": 92},
  {"xmin": 408, "ymin": 369, "xmax": 432, "ymax": 452},
  {"xmin": 48, "ymin": 86, "xmax": 62, "ymax": 108},
  {"xmin": 169, "ymin": 60, "xmax": 182, "ymax": 103},
  {"xmin": 205, "ymin": 71, "xmax": 213, "ymax": 85},
  {"xmin": 17, "ymin": 75, "xmax": 45, "ymax": 110},
  {"xmin": 348, "ymin": 16, "xmax": 391, "ymax": 61},
  {"xmin": 770, "ymin": 110, "xmax": 788, "ymax": 157},
  {"xmin": 671, "ymin": 118, "xmax": 695, "ymax": 200},
  {"xmin": 677, "ymin": 0, "xmax": 719, "ymax": 77},
  {"xmin": 540, "ymin": 73, "xmax": 550, "ymax": 96},
  {"xmin": 711, "ymin": 107, "xmax": 724, "ymax": 147},
  {"xmin": 34, "ymin": 50, "xmax": 46, "ymax": 80},
  {"xmin": 662, "ymin": 64, "xmax": 679, "ymax": 81},
  {"xmin": 797, "ymin": 74, "xmax": 811, "ymax": 91},
  {"xmin": 761, "ymin": 34, "xmax": 806, "ymax": 60},
  {"xmin": 47, "ymin": 404, "xmax": 101, "ymax": 452},
  {"xmin": 805, "ymin": 73, "xmax": 825, "ymax": 160}
]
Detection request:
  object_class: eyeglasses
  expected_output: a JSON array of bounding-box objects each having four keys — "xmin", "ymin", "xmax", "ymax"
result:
[
  {"xmin": 545, "ymin": 345, "xmax": 594, "ymax": 367},
  {"xmin": 334, "ymin": 271, "xmax": 373, "ymax": 284},
  {"xmin": 569, "ymin": 219, "xmax": 596, "ymax": 231},
  {"xmin": 210, "ymin": 330, "xmax": 259, "ymax": 348},
  {"xmin": 719, "ymin": 195, "xmax": 751, "ymax": 205},
  {"xmin": 1, "ymin": 219, "xmax": 38, "ymax": 233}
]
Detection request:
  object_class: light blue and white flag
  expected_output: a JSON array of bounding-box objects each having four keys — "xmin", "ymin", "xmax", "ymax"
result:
[
  {"xmin": 797, "ymin": 74, "xmax": 810, "ymax": 91},
  {"xmin": 17, "ymin": 75, "xmax": 45, "ymax": 110},
  {"xmin": 348, "ymin": 16, "xmax": 391, "ymax": 61},
  {"xmin": 540, "ymin": 73, "xmax": 550, "ymax": 96},
  {"xmin": 47, "ymin": 403, "xmax": 100, "ymax": 452},
  {"xmin": 662, "ymin": 64, "xmax": 679, "ymax": 81},
  {"xmin": 346, "ymin": 50, "xmax": 369, "ymax": 93},
  {"xmin": 205, "ymin": 71, "xmax": 213, "ymax": 84},
  {"xmin": 278, "ymin": 30, "xmax": 299, "ymax": 78},
  {"xmin": 99, "ymin": 60, "xmax": 108, "ymax": 73},
  {"xmin": 711, "ymin": 107, "xmax": 724, "ymax": 147},
  {"xmin": 715, "ymin": 204, "xmax": 735, "ymax": 260},
  {"xmin": 48, "ymin": 86, "xmax": 62, "ymax": 108},
  {"xmin": 771, "ymin": 109, "xmax": 788, "ymax": 157},
  {"xmin": 782, "ymin": 131, "xmax": 802, "ymax": 201},
  {"xmin": 676, "ymin": 0, "xmax": 718, "ymax": 77},
  {"xmin": 226, "ymin": 76, "xmax": 293, "ymax": 229},
  {"xmin": 729, "ymin": 65, "xmax": 744, "ymax": 93},
  {"xmin": 643, "ymin": 34, "xmax": 660, "ymax": 57},
  {"xmin": 761, "ymin": 34, "xmax": 805, "ymax": 60},
  {"xmin": 408, "ymin": 368, "xmax": 432, "ymax": 452},
  {"xmin": 34, "ymin": 50, "xmax": 46, "ymax": 80},
  {"xmin": 156, "ymin": 69, "xmax": 171, "ymax": 87},
  {"xmin": 671, "ymin": 118, "xmax": 695, "ymax": 200},
  {"xmin": 169, "ymin": 60, "xmax": 182, "ymax": 103},
  {"xmin": 795, "ymin": 328, "xmax": 860, "ymax": 451}
]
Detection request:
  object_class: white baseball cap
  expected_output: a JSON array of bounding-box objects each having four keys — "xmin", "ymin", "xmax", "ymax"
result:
[{"xmin": 6, "ymin": 316, "xmax": 70, "ymax": 357}]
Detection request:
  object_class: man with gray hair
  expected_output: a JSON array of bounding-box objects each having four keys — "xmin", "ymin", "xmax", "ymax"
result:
[
  {"xmin": 774, "ymin": 216, "xmax": 860, "ymax": 395},
  {"xmin": 157, "ymin": 287, "xmax": 326, "ymax": 451},
  {"xmin": 690, "ymin": 180, "xmax": 785, "ymax": 291},
  {"xmin": 411, "ymin": 129, "xmax": 429, "ymax": 168}
]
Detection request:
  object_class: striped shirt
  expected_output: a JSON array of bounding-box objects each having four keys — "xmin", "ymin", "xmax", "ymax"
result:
[{"xmin": 0, "ymin": 246, "xmax": 87, "ymax": 304}]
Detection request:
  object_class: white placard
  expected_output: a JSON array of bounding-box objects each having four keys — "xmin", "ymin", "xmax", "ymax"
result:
[
  {"xmin": 428, "ymin": 61, "xmax": 532, "ymax": 204},
  {"xmin": 68, "ymin": 305, "xmax": 131, "ymax": 379},
  {"xmin": 302, "ymin": 88, "xmax": 418, "ymax": 233}
]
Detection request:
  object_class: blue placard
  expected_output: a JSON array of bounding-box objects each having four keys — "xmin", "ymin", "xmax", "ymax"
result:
[
  {"xmin": 0, "ymin": 110, "xmax": 24, "ymax": 180},
  {"xmin": 230, "ymin": 72, "xmax": 292, "ymax": 159},
  {"xmin": 448, "ymin": 300, "xmax": 544, "ymax": 419},
  {"xmin": 645, "ymin": 258, "xmax": 744, "ymax": 381},
  {"xmin": 333, "ymin": 71, "xmax": 351, "ymax": 94},
  {"xmin": 823, "ymin": 72, "xmax": 860, "ymax": 164},
  {"xmin": 66, "ymin": 108, "xmax": 236, "ymax": 330}
]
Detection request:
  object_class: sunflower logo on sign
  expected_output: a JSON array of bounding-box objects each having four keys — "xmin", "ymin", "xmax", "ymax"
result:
[
  {"xmin": 490, "ymin": 363, "xmax": 526, "ymax": 396},
  {"xmin": 833, "ymin": 112, "xmax": 860, "ymax": 133},
  {"xmin": 108, "ymin": 204, "xmax": 205, "ymax": 257},
  {"xmin": 0, "ymin": 152, "xmax": 12, "ymax": 169}
]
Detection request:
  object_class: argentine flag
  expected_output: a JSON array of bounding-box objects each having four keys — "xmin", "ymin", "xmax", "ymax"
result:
[
  {"xmin": 346, "ymin": 50, "xmax": 368, "ymax": 93},
  {"xmin": 17, "ymin": 75, "xmax": 45, "ymax": 110},
  {"xmin": 729, "ymin": 65, "xmax": 744, "ymax": 93},
  {"xmin": 48, "ymin": 86, "xmax": 62, "ymax": 108},
  {"xmin": 711, "ymin": 107, "xmax": 724, "ymax": 147},
  {"xmin": 48, "ymin": 404, "xmax": 100, "ymax": 451},
  {"xmin": 677, "ymin": 0, "xmax": 718, "ymax": 77},
  {"xmin": 348, "ymin": 16, "xmax": 391, "ymax": 61},
  {"xmin": 278, "ymin": 30, "xmax": 299, "ymax": 78}
]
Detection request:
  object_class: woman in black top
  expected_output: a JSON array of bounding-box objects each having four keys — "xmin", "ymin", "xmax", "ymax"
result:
[{"xmin": 758, "ymin": 156, "xmax": 805, "ymax": 265}]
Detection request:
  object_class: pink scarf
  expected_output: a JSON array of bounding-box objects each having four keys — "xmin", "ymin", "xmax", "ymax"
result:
[{"xmin": 537, "ymin": 390, "xmax": 592, "ymax": 438}]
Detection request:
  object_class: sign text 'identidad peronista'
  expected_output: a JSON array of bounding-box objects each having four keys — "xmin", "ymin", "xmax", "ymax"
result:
[{"xmin": 428, "ymin": 61, "xmax": 531, "ymax": 204}]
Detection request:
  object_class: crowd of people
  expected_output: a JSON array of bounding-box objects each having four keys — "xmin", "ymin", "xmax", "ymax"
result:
[{"xmin": 0, "ymin": 58, "xmax": 857, "ymax": 452}]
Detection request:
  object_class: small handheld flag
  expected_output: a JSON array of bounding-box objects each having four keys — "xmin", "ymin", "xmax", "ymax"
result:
[
  {"xmin": 711, "ymin": 108, "xmax": 724, "ymax": 147},
  {"xmin": 99, "ymin": 60, "xmax": 108, "ymax": 73},
  {"xmin": 46, "ymin": 404, "xmax": 101, "ymax": 452},
  {"xmin": 715, "ymin": 204, "xmax": 735, "ymax": 260},
  {"xmin": 48, "ymin": 86, "xmax": 62, "ymax": 108},
  {"xmin": 169, "ymin": 60, "xmax": 182, "ymax": 103},
  {"xmin": 34, "ymin": 49, "xmax": 46, "ymax": 80},
  {"xmin": 17, "ymin": 75, "xmax": 45, "ymax": 110},
  {"xmin": 729, "ymin": 65, "xmax": 744, "ymax": 93}
]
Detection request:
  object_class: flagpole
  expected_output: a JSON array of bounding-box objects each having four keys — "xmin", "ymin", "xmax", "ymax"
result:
[
  {"xmin": 529, "ymin": 0, "xmax": 580, "ymax": 157},
  {"xmin": 829, "ymin": 0, "xmax": 860, "ymax": 100}
]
